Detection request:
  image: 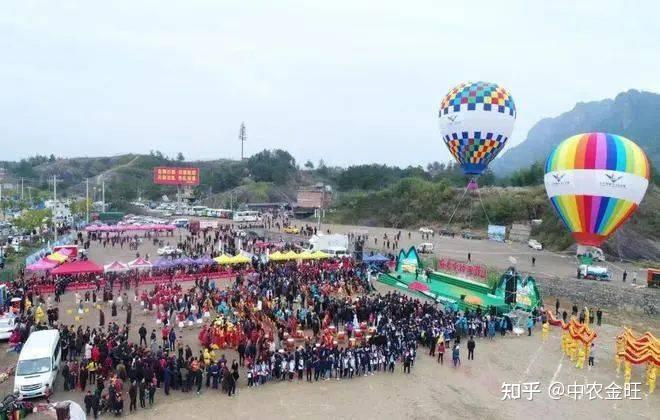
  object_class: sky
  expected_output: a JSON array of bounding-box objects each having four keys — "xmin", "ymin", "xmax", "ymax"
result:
[{"xmin": 1, "ymin": 0, "xmax": 658, "ymax": 167}]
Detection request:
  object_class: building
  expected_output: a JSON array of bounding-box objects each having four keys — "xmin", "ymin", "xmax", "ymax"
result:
[
  {"xmin": 295, "ymin": 184, "xmax": 332, "ymax": 216},
  {"xmin": 43, "ymin": 200, "xmax": 73, "ymax": 225}
]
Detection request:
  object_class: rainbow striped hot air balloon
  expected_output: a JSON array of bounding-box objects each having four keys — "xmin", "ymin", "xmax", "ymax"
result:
[{"xmin": 544, "ymin": 133, "xmax": 650, "ymax": 247}]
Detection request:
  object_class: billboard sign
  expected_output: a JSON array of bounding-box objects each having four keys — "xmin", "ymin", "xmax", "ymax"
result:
[
  {"xmin": 153, "ymin": 167, "xmax": 200, "ymax": 186},
  {"xmin": 487, "ymin": 225, "xmax": 506, "ymax": 242}
]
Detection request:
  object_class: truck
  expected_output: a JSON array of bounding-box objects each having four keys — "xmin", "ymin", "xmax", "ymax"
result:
[
  {"xmin": 577, "ymin": 264, "xmax": 611, "ymax": 281},
  {"xmin": 647, "ymin": 268, "xmax": 660, "ymax": 288},
  {"xmin": 577, "ymin": 246, "xmax": 605, "ymax": 263},
  {"xmin": 308, "ymin": 234, "xmax": 349, "ymax": 256},
  {"xmin": 189, "ymin": 220, "xmax": 218, "ymax": 234},
  {"xmin": 93, "ymin": 212, "xmax": 125, "ymax": 223}
]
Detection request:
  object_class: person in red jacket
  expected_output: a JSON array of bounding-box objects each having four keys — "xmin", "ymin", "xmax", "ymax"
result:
[{"xmin": 161, "ymin": 326, "xmax": 169, "ymax": 348}]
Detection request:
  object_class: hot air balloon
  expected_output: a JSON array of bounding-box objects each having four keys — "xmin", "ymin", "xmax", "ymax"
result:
[
  {"xmin": 438, "ymin": 81, "xmax": 516, "ymax": 189},
  {"xmin": 544, "ymin": 133, "xmax": 650, "ymax": 249}
]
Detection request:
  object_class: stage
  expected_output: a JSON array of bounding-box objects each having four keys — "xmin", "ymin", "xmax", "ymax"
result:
[{"xmin": 378, "ymin": 270, "xmax": 510, "ymax": 312}]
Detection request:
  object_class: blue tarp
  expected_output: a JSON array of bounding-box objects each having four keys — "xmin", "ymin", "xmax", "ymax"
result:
[{"xmin": 364, "ymin": 253, "xmax": 389, "ymax": 263}]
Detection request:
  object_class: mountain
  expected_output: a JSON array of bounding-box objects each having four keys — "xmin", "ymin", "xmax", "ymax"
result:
[{"xmin": 492, "ymin": 89, "xmax": 660, "ymax": 175}]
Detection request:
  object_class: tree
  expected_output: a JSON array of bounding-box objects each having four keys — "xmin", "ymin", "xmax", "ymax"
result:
[
  {"xmin": 176, "ymin": 152, "xmax": 185, "ymax": 162},
  {"xmin": 246, "ymin": 149, "xmax": 297, "ymax": 183},
  {"xmin": 508, "ymin": 161, "xmax": 544, "ymax": 186},
  {"xmin": 69, "ymin": 199, "xmax": 91, "ymax": 218},
  {"xmin": 13, "ymin": 209, "xmax": 52, "ymax": 233},
  {"xmin": 304, "ymin": 160, "xmax": 314, "ymax": 170},
  {"xmin": 335, "ymin": 164, "xmax": 430, "ymax": 191},
  {"xmin": 426, "ymin": 161, "xmax": 445, "ymax": 178},
  {"xmin": 316, "ymin": 159, "xmax": 329, "ymax": 176}
]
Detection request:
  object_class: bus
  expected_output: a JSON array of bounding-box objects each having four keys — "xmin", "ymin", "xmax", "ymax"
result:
[
  {"xmin": 202, "ymin": 208, "xmax": 232, "ymax": 218},
  {"xmin": 233, "ymin": 211, "xmax": 260, "ymax": 222},
  {"xmin": 204, "ymin": 208, "xmax": 218, "ymax": 218},
  {"xmin": 191, "ymin": 206, "xmax": 208, "ymax": 216},
  {"xmin": 217, "ymin": 209, "xmax": 233, "ymax": 219}
]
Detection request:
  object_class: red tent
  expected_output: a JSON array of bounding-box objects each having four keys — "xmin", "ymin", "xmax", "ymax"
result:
[{"xmin": 51, "ymin": 260, "xmax": 103, "ymax": 275}]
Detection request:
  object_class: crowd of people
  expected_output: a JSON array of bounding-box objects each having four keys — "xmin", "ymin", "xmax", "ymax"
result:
[{"xmin": 1, "ymin": 220, "xmax": 553, "ymax": 418}]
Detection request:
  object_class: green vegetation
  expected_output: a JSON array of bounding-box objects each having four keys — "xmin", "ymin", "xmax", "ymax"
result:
[
  {"xmin": 12, "ymin": 208, "xmax": 52, "ymax": 232},
  {"xmin": 246, "ymin": 149, "xmax": 297, "ymax": 184},
  {"xmin": 506, "ymin": 161, "xmax": 545, "ymax": 187},
  {"xmin": 330, "ymin": 178, "xmax": 453, "ymax": 226},
  {"xmin": 1, "ymin": 146, "xmax": 658, "ymax": 256},
  {"xmin": 329, "ymin": 179, "xmax": 548, "ymax": 229}
]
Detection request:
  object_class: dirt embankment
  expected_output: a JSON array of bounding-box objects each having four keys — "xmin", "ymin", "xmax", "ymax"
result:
[{"xmin": 535, "ymin": 275, "xmax": 659, "ymax": 334}]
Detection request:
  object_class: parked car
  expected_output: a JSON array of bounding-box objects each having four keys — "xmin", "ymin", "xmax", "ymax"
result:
[
  {"xmin": 418, "ymin": 227, "xmax": 434, "ymax": 234},
  {"xmin": 0, "ymin": 315, "xmax": 16, "ymax": 340},
  {"xmin": 417, "ymin": 242, "xmax": 434, "ymax": 253},
  {"xmin": 172, "ymin": 218, "xmax": 189, "ymax": 228},
  {"xmin": 528, "ymin": 239, "xmax": 543, "ymax": 250},
  {"xmin": 283, "ymin": 226, "xmax": 300, "ymax": 234},
  {"xmin": 14, "ymin": 330, "xmax": 61, "ymax": 399},
  {"xmin": 461, "ymin": 231, "xmax": 483, "ymax": 240},
  {"xmin": 157, "ymin": 246, "xmax": 181, "ymax": 256}
]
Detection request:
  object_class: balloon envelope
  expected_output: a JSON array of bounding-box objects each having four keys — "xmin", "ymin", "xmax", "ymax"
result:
[
  {"xmin": 544, "ymin": 133, "xmax": 650, "ymax": 247},
  {"xmin": 438, "ymin": 81, "xmax": 516, "ymax": 176}
]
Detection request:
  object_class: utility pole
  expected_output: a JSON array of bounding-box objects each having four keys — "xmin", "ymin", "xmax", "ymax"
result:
[
  {"xmin": 52, "ymin": 175, "xmax": 58, "ymax": 242},
  {"xmin": 21, "ymin": 178, "xmax": 24, "ymax": 201},
  {"xmin": 317, "ymin": 185, "xmax": 326, "ymax": 231},
  {"xmin": 238, "ymin": 122, "xmax": 247, "ymax": 160},
  {"xmin": 102, "ymin": 179, "xmax": 106, "ymax": 213},
  {"xmin": 85, "ymin": 178, "xmax": 90, "ymax": 224}
]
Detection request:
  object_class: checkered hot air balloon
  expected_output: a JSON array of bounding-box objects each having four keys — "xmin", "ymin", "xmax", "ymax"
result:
[{"xmin": 438, "ymin": 81, "xmax": 516, "ymax": 180}]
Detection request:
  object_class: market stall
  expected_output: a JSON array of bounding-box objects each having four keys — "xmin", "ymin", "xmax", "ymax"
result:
[{"xmin": 50, "ymin": 260, "xmax": 104, "ymax": 276}]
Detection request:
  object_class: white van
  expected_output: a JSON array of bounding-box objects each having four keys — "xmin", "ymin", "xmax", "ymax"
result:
[
  {"xmin": 418, "ymin": 242, "xmax": 434, "ymax": 254},
  {"xmin": 14, "ymin": 330, "xmax": 61, "ymax": 398},
  {"xmin": 321, "ymin": 248, "xmax": 349, "ymax": 258},
  {"xmin": 0, "ymin": 314, "xmax": 16, "ymax": 340},
  {"xmin": 172, "ymin": 218, "xmax": 189, "ymax": 228}
]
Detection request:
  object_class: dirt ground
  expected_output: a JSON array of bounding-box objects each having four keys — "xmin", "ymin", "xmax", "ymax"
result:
[
  {"xmin": 1, "ymin": 224, "xmax": 657, "ymax": 419},
  {"xmin": 294, "ymin": 220, "xmax": 646, "ymax": 283}
]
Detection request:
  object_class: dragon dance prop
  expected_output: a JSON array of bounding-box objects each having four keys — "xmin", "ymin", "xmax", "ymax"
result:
[
  {"xmin": 615, "ymin": 328, "xmax": 658, "ymax": 393},
  {"xmin": 198, "ymin": 315, "xmax": 243, "ymax": 350},
  {"xmin": 548, "ymin": 308, "xmax": 597, "ymax": 369}
]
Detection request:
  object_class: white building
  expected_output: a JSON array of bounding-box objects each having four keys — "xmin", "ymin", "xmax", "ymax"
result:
[{"xmin": 43, "ymin": 200, "xmax": 73, "ymax": 225}]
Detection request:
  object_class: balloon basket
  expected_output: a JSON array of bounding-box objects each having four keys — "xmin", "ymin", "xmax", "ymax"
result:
[{"xmin": 467, "ymin": 180, "xmax": 478, "ymax": 190}]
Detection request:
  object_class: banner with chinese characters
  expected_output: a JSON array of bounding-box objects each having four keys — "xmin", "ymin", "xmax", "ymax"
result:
[
  {"xmin": 153, "ymin": 167, "xmax": 200, "ymax": 186},
  {"xmin": 437, "ymin": 258, "xmax": 487, "ymax": 280}
]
